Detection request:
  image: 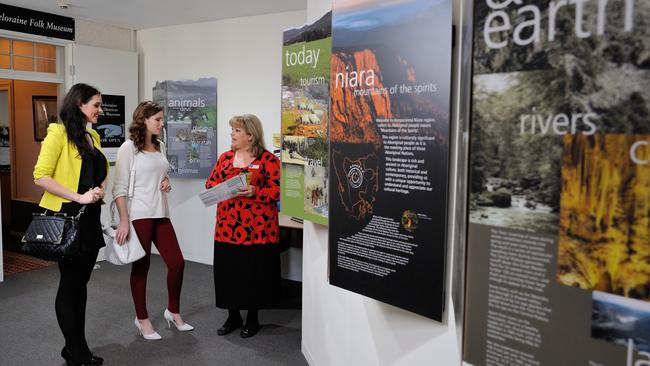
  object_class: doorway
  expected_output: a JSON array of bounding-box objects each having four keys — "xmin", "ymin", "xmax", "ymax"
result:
[
  {"xmin": 0, "ymin": 78, "xmax": 61, "ymax": 277},
  {"xmin": 0, "ymin": 35, "xmax": 66, "ymax": 279}
]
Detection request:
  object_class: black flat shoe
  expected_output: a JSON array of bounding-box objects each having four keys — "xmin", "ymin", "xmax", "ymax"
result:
[
  {"xmin": 88, "ymin": 355, "xmax": 104, "ymax": 365},
  {"xmin": 240, "ymin": 324, "xmax": 260, "ymax": 338},
  {"xmin": 217, "ymin": 319, "xmax": 242, "ymax": 335}
]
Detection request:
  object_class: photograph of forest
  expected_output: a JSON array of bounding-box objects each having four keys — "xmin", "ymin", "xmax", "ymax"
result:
[{"xmin": 557, "ymin": 134, "xmax": 650, "ymax": 300}]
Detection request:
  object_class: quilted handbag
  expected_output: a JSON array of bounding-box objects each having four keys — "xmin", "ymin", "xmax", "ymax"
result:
[{"xmin": 21, "ymin": 206, "xmax": 86, "ymax": 261}]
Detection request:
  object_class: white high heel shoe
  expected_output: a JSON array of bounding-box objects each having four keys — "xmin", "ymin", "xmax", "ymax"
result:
[
  {"xmin": 134, "ymin": 317, "xmax": 162, "ymax": 340},
  {"xmin": 164, "ymin": 309, "xmax": 194, "ymax": 331}
]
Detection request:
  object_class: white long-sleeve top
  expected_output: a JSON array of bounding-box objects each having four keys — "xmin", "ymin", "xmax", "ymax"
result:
[{"xmin": 112, "ymin": 139, "xmax": 170, "ymax": 220}]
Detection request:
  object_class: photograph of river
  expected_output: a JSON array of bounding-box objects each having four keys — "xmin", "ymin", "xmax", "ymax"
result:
[
  {"xmin": 469, "ymin": 193, "xmax": 558, "ymax": 234},
  {"xmin": 468, "ymin": 72, "xmax": 562, "ymax": 234}
]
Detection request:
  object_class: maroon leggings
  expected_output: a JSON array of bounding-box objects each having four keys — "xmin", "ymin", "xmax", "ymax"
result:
[{"xmin": 131, "ymin": 218, "xmax": 185, "ymax": 319}]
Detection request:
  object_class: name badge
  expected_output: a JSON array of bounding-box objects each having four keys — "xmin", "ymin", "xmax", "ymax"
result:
[{"xmin": 248, "ymin": 164, "xmax": 260, "ymax": 169}]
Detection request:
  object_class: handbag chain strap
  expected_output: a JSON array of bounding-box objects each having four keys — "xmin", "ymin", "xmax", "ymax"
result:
[
  {"xmin": 74, "ymin": 205, "xmax": 87, "ymax": 221},
  {"xmin": 37, "ymin": 205, "xmax": 86, "ymax": 220}
]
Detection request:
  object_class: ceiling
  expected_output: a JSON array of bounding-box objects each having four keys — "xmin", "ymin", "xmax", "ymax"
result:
[{"xmin": 2, "ymin": 0, "xmax": 307, "ymax": 30}]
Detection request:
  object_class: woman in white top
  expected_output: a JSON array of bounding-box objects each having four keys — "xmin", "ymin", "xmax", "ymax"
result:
[{"xmin": 113, "ymin": 101, "xmax": 193, "ymax": 340}]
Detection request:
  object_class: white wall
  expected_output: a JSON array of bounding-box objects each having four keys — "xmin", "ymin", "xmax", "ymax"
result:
[
  {"xmin": 136, "ymin": 10, "xmax": 307, "ymax": 264},
  {"xmin": 138, "ymin": 4, "xmax": 468, "ymax": 365},
  {"xmin": 300, "ymin": 0, "xmax": 465, "ymax": 365}
]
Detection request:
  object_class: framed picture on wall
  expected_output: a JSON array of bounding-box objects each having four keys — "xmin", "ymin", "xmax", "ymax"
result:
[{"xmin": 32, "ymin": 96, "xmax": 57, "ymax": 141}]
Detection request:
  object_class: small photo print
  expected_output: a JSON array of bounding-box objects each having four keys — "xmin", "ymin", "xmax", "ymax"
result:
[
  {"xmin": 282, "ymin": 85, "xmax": 329, "ymax": 139},
  {"xmin": 401, "ymin": 210, "xmax": 418, "ymax": 232},
  {"xmin": 0, "ymin": 126, "xmax": 9, "ymax": 147},
  {"xmin": 187, "ymin": 143, "xmax": 200, "ymax": 164},
  {"xmin": 592, "ymin": 291, "xmax": 650, "ymax": 353},
  {"xmin": 168, "ymin": 155, "xmax": 178, "ymax": 174},
  {"xmin": 303, "ymin": 165, "xmax": 328, "ymax": 217},
  {"xmin": 282, "ymin": 136, "xmax": 308, "ymax": 165}
]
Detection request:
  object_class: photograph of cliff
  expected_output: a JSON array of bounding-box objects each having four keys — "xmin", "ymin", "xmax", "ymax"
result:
[
  {"xmin": 557, "ymin": 134, "xmax": 650, "ymax": 300},
  {"xmin": 329, "ymin": 1, "xmax": 449, "ymax": 147}
]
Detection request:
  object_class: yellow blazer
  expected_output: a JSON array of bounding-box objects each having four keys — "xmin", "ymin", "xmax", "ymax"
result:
[{"xmin": 33, "ymin": 123, "xmax": 110, "ymax": 211}]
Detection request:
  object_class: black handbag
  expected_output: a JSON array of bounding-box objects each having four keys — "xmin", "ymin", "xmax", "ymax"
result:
[{"xmin": 21, "ymin": 206, "xmax": 86, "ymax": 261}]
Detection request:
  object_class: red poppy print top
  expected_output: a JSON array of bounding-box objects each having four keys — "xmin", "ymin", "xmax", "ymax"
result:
[{"xmin": 205, "ymin": 150, "xmax": 280, "ymax": 245}]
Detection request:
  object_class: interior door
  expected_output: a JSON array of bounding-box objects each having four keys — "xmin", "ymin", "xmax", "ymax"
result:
[
  {"xmin": 66, "ymin": 44, "xmax": 138, "ymax": 261},
  {"xmin": 0, "ymin": 82, "xmax": 8, "ymax": 282}
]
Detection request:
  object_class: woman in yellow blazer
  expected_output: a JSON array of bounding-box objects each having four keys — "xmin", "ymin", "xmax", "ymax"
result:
[{"xmin": 33, "ymin": 83, "xmax": 109, "ymax": 366}]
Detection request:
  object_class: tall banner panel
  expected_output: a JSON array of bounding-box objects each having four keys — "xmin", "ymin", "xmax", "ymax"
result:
[
  {"xmin": 152, "ymin": 78, "xmax": 217, "ymax": 178},
  {"xmin": 464, "ymin": 1, "xmax": 650, "ymax": 365},
  {"xmin": 280, "ymin": 12, "xmax": 331, "ymax": 225},
  {"xmin": 328, "ymin": 0, "xmax": 452, "ymax": 321}
]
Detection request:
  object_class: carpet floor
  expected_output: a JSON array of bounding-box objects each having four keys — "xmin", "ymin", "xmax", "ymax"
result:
[
  {"xmin": 0, "ymin": 256, "xmax": 307, "ymax": 366},
  {"xmin": 3, "ymin": 250, "xmax": 56, "ymax": 276}
]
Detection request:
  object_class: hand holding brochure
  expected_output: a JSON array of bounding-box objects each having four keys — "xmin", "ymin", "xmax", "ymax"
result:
[{"xmin": 199, "ymin": 174, "xmax": 249, "ymax": 207}]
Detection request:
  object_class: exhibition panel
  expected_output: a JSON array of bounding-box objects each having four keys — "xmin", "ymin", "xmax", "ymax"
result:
[
  {"xmin": 281, "ymin": 11, "xmax": 331, "ymax": 225},
  {"xmin": 464, "ymin": 1, "xmax": 650, "ymax": 365},
  {"xmin": 327, "ymin": 0, "xmax": 453, "ymax": 321},
  {"xmin": 153, "ymin": 78, "xmax": 218, "ymax": 178}
]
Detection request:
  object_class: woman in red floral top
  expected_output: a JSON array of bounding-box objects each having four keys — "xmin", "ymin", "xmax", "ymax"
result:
[{"xmin": 205, "ymin": 114, "xmax": 280, "ymax": 338}]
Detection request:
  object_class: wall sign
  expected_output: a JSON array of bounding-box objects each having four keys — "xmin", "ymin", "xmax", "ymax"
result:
[
  {"xmin": 94, "ymin": 94, "xmax": 125, "ymax": 163},
  {"xmin": 96, "ymin": 94, "xmax": 125, "ymax": 148},
  {"xmin": 0, "ymin": 3, "xmax": 74, "ymax": 41}
]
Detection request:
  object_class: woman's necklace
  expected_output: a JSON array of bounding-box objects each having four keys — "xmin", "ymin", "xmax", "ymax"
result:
[{"xmin": 233, "ymin": 150, "xmax": 254, "ymax": 168}]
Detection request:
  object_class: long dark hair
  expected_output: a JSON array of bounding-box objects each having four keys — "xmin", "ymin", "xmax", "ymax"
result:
[
  {"xmin": 59, "ymin": 83, "xmax": 100, "ymax": 158},
  {"xmin": 129, "ymin": 101, "xmax": 163, "ymax": 152}
]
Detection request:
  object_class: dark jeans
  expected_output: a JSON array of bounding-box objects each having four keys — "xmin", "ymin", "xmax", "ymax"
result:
[{"xmin": 55, "ymin": 248, "xmax": 99, "ymax": 362}]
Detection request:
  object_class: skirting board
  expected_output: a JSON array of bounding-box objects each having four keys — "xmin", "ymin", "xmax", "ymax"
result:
[{"xmin": 302, "ymin": 342, "xmax": 317, "ymax": 366}]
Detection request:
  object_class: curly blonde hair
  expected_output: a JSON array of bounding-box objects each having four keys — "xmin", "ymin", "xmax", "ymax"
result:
[{"xmin": 129, "ymin": 101, "xmax": 163, "ymax": 151}]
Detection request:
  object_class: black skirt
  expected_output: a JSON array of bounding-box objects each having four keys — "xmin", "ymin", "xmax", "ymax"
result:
[
  {"xmin": 213, "ymin": 241, "xmax": 280, "ymax": 310},
  {"xmin": 59, "ymin": 201, "xmax": 105, "ymax": 253}
]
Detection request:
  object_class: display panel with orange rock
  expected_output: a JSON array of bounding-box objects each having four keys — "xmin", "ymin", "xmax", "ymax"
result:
[{"xmin": 327, "ymin": 0, "xmax": 452, "ymax": 321}]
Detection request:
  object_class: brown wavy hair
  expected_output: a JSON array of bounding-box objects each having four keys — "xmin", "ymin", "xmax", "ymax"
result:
[{"xmin": 129, "ymin": 101, "xmax": 163, "ymax": 151}]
